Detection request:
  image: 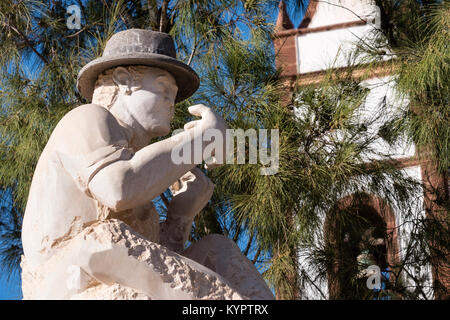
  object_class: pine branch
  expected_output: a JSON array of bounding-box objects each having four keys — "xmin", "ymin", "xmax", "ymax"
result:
[
  {"xmin": 160, "ymin": 192, "xmax": 170, "ymax": 210},
  {"xmin": 243, "ymin": 231, "xmax": 254, "ymax": 256},
  {"xmin": 147, "ymin": 0, "xmax": 158, "ymax": 29},
  {"xmin": 252, "ymin": 247, "xmax": 262, "ymax": 265},
  {"xmin": 2, "ymin": 20, "xmax": 49, "ymax": 65},
  {"xmin": 187, "ymin": 37, "xmax": 199, "ymax": 66},
  {"xmin": 159, "ymin": 0, "xmax": 169, "ymax": 33}
]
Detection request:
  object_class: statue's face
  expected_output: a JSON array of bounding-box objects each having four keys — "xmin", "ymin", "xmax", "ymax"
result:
[
  {"xmin": 127, "ymin": 68, "xmax": 178, "ymax": 137},
  {"xmin": 110, "ymin": 66, "xmax": 178, "ymax": 138}
]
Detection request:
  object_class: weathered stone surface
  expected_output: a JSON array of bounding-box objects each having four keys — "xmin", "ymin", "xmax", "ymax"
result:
[
  {"xmin": 22, "ymin": 219, "xmax": 247, "ymax": 300},
  {"xmin": 71, "ymin": 284, "xmax": 152, "ymax": 300},
  {"xmin": 184, "ymin": 234, "xmax": 274, "ymax": 300}
]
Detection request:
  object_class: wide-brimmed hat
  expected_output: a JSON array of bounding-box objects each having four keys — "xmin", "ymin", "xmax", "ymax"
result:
[{"xmin": 77, "ymin": 29, "xmax": 200, "ymax": 103}]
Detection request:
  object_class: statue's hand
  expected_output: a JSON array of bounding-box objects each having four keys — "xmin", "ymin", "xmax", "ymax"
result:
[
  {"xmin": 184, "ymin": 104, "xmax": 229, "ymax": 170},
  {"xmin": 160, "ymin": 168, "xmax": 213, "ymax": 252},
  {"xmin": 168, "ymin": 167, "xmax": 214, "ymax": 219},
  {"xmin": 184, "ymin": 104, "xmax": 228, "ymax": 134}
]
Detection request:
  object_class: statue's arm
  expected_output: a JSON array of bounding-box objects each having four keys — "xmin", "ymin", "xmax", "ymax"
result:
[
  {"xmin": 88, "ymin": 132, "xmax": 197, "ymax": 211},
  {"xmin": 88, "ymin": 104, "xmax": 226, "ymax": 212}
]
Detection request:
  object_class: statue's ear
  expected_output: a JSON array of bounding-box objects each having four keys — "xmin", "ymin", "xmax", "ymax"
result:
[{"xmin": 112, "ymin": 67, "xmax": 132, "ymax": 94}]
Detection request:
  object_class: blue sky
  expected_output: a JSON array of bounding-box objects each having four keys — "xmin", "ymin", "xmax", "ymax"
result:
[
  {"xmin": 0, "ymin": 272, "xmax": 22, "ymax": 300},
  {"xmin": 0, "ymin": 1, "xmax": 308, "ymax": 300}
]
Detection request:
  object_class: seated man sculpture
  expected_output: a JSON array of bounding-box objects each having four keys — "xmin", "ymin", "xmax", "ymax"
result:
[{"xmin": 21, "ymin": 29, "xmax": 273, "ymax": 300}]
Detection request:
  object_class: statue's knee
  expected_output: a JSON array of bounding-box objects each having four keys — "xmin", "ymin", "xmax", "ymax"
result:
[{"xmin": 200, "ymin": 234, "xmax": 240, "ymax": 252}]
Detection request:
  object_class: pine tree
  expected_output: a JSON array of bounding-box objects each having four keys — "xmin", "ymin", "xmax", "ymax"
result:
[
  {"xmin": 0, "ymin": 0, "xmax": 447, "ymax": 300},
  {"xmin": 286, "ymin": 0, "xmax": 449, "ymax": 299},
  {"xmin": 0, "ymin": 0, "xmax": 284, "ymax": 285},
  {"xmin": 372, "ymin": 0, "xmax": 449, "ymax": 299}
]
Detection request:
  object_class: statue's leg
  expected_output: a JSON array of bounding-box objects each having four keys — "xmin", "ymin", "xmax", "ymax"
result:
[
  {"xmin": 183, "ymin": 234, "xmax": 275, "ymax": 300},
  {"xmin": 32, "ymin": 219, "xmax": 245, "ymax": 300}
]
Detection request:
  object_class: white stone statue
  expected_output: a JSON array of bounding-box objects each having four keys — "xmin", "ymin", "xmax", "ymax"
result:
[{"xmin": 20, "ymin": 29, "xmax": 273, "ymax": 300}]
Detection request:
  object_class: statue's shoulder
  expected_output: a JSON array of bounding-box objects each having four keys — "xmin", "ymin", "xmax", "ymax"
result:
[
  {"xmin": 54, "ymin": 104, "xmax": 123, "ymax": 141},
  {"xmin": 63, "ymin": 103, "xmax": 112, "ymax": 120},
  {"xmin": 53, "ymin": 104, "xmax": 127, "ymax": 151},
  {"xmin": 57, "ymin": 104, "xmax": 117, "ymax": 130}
]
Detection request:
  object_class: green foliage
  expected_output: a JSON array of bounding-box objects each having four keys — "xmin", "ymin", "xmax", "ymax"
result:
[
  {"xmin": 0, "ymin": 0, "xmax": 447, "ymax": 300},
  {"xmin": 371, "ymin": 1, "xmax": 449, "ymax": 173},
  {"xmin": 297, "ymin": 0, "xmax": 450, "ymax": 299},
  {"xmin": 0, "ymin": 189, "xmax": 22, "ymax": 280},
  {"xmin": 396, "ymin": 4, "xmax": 449, "ymax": 173},
  {"xmin": 0, "ymin": 0, "xmax": 284, "ymax": 285}
]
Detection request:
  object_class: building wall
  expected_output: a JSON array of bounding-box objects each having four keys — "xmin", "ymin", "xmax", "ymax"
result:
[
  {"xmin": 307, "ymin": 0, "xmax": 377, "ymax": 28},
  {"xmin": 274, "ymin": 0, "xmax": 445, "ymax": 299},
  {"xmin": 296, "ymin": 23, "xmax": 379, "ymax": 74},
  {"xmin": 358, "ymin": 76, "xmax": 413, "ymax": 161}
]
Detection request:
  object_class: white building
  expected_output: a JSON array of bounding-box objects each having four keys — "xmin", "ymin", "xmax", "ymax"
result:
[{"xmin": 273, "ymin": 0, "xmax": 448, "ymax": 299}]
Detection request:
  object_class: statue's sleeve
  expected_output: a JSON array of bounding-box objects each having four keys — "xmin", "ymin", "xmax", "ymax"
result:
[
  {"xmin": 65, "ymin": 144, "xmax": 134, "ymax": 198},
  {"xmin": 56, "ymin": 105, "xmax": 135, "ymax": 198}
]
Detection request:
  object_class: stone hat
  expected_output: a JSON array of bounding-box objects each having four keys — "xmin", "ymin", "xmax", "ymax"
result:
[{"xmin": 77, "ymin": 29, "xmax": 200, "ymax": 103}]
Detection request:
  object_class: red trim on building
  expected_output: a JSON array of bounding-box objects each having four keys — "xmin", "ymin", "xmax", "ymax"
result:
[
  {"xmin": 298, "ymin": 0, "xmax": 319, "ymax": 29},
  {"xmin": 290, "ymin": 61, "xmax": 399, "ymax": 86},
  {"xmin": 276, "ymin": 0, "xmax": 294, "ymax": 31},
  {"xmin": 275, "ymin": 20, "xmax": 368, "ymax": 39},
  {"xmin": 420, "ymin": 161, "xmax": 450, "ymax": 299},
  {"xmin": 273, "ymin": 34, "xmax": 297, "ymax": 78}
]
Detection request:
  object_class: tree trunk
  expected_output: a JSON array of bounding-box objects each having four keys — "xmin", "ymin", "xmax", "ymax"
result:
[{"xmin": 159, "ymin": 0, "xmax": 169, "ymax": 33}]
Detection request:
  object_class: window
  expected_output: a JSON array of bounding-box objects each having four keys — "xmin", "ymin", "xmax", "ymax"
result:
[{"xmin": 325, "ymin": 194, "xmax": 400, "ymax": 299}]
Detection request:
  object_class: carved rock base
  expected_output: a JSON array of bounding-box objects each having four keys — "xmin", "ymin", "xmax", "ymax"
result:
[{"xmin": 21, "ymin": 219, "xmax": 272, "ymax": 300}]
